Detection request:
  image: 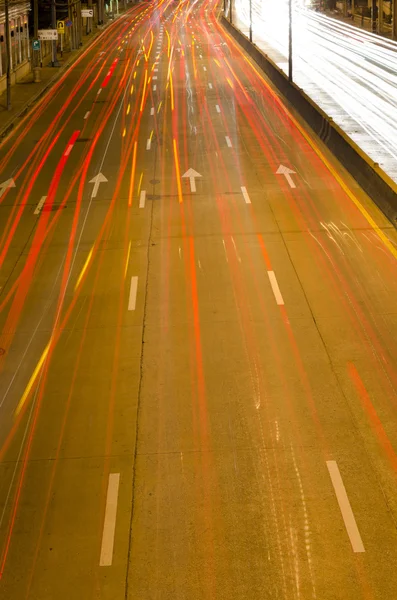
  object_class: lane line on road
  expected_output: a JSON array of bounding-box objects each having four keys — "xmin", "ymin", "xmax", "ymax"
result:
[
  {"xmin": 84, "ymin": 111, "xmax": 90, "ymax": 119},
  {"xmin": 150, "ymin": 107, "xmax": 155, "ymax": 115},
  {"xmin": 203, "ymin": 66, "xmax": 207, "ymax": 71},
  {"xmin": 215, "ymin": 104, "xmax": 221, "ymax": 113},
  {"xmin": 208, "ymin": 83, "xmax": 213, "ymax": 89},
  {"xmin": 153, "ymin": 85, "xmax": 157, "ymax": 91},
  {"xmin": 97, "ymin": 88, "xmax": 102, "ymax": 96},
  {"xmin": 146, "ymin": 138, "xmax": 151, "ymax": 150},
  {"xmin": 128, "ymin": 276, "xmax": 138, "ymax": 310},
  {"xmin": 64, "ymin": 144, "xmax": 74, "ymax": 157},
  {"xmin": 326, "ymin": 461, "xmax": 365, "ymax": 553},
  {"xmin": 100, "ymin": 473, "xmax": 120, "ymax": 566},
  {"xmin": 241, "ymin": 186, "xmax": 251, "ymax": 204},
  {"xmin": 268, "ymin": 271, "xmax": 284, "ymax": 305},
  {"xmin": 225, "ymin": 136, "xmax": 232, "ymax": 148},
  {"xmin": 139, "ymin": 190, "xmax": 146, "ymax": 208},
  {"xmin": 153, "ymin": 76, "xmax": 158, "ymax": 80},
  {"xmin": 34, "ymin": 196, "xmax": 47, "ymax": 215}
]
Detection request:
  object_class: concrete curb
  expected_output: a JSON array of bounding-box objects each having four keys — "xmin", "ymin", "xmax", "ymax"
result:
[
  {"xmin": 0, "ymin": 11, "xmax": 132, "ymax": 142},
  {"xmin": 221, "ymin": 16, "xmax": 397, "ymax": 226}
]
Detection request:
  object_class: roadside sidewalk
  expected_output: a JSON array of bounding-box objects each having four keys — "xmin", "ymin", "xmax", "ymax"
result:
[{"xmin": 0, "ymin": 11, "xmax": 131, "ymax": 141}]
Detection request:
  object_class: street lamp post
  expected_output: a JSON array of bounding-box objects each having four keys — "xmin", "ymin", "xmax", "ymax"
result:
[
  {"xmin": 288, "ymin": 0, "xmax": 292, "ymax": 82},
  {"xmin": 249, "ymin": 0, "xmax": 252, "ymax": 41}
]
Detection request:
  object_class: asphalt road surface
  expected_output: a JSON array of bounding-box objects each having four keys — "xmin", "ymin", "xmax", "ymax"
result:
[{"xmin": 1, "ymin": 1, "xmax": 397, "ymax": 598}]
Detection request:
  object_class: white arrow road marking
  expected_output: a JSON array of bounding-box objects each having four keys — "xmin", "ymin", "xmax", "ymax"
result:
[
  {"xmin": 100, "ymin": 473, "xmax": 120, "ymax": 566},
  {"xmin": 0, "ymin": 178, "xmax": 15, "ymax": 199},
  {"xmin": 182, "ymin": 168, "xmax": 202, "ymax": 193},
  {"xmin": 327, "ymin": 461, "xmax": 365, "ymax": 553},
  {"xmin": 276, "ymin": 164, "xmax": 296, "ymax": 188},
  {"xmin": 34, "ymin": 196, "xmax": 47, "ymax": 215},
  {"xmin": 139, "ymin": 190, "xmax": 146, "ymax": 208},
  {"xmin": 89, "ymin": 173, "xmax": 108, "ymax": 198},
  {"xmin": 268, "ymin": 271, "xmax": 284, "ymax": 305},
  {"xmin": 225, "ymin": 136, "xmax": 232, "ymax": 148},
  {"xmin": 128, "ymin": 276, "xmax": 138, "ymax": 310},
  {"xmin": 241, "ymin": 186, "xmax": 251, "ymax": 204}
]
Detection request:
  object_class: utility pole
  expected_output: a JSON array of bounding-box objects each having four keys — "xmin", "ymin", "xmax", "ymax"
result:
[
  {"xmin": 288, "ymin": 0, "xmax": 292, "ymax": 82},
  {"xmin": 87, "ymin": 0, "xmax": 93, "ymax": 33},
  {"xmin": 33, "ymin": 0, "xmax": 41, "ymax": 81},
  {"xmin": 5, "ymin": 0, "xmax": 10, "ymax": 109},
  {"xmin": 51, "ymin": 0, "xmax": 59, "ymax": 65},
  {"xmin": 378, "ymin": 0, "xmax": 383, "ymax": 34},
  {"xmin": 371, "ymin": 0, "xmax": 376, "ymax": 32}
]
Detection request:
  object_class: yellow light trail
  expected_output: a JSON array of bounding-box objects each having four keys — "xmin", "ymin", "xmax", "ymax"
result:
[
  {"xmin": 15, "ymin": 340, "xmax": 51, "ymax": 417},
  {"xmin": 140, "ymin": 69, "xmax": 148, "ymax": 112},
  {"xmin": 173, "ymin": 138, "xmax": 183, "ymax": 204},
  {"xmin": 138, "ymin": 171, "xmax": 143, "ymax": 195},
  {"xmin": 127, "ymin": 103, "xmax": 131, "ymax": 115},
  {"xmin": 124, "ymin": 241, "xmax": 131, "ymax": 279},
  {"xmin": 75, "ymin": 247, "xmax": 94, "ymax": 291},
  {"xmin": 128, "ymin": 141, "xmax": 138, "ymax": 207},
  {"xmin": 157, "ymin": 100, "xmax": 163, "ymax": 113},
  {"xmin": 166, "ymin": 29, "xmax": 171, "ymax": 58}
]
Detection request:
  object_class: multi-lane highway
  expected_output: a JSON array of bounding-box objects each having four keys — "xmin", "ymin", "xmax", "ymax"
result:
[
  {"xmin": 233, "ymin": 3, "xmax": 397, "ymax": 184},
  {"xmin": 1, "ymin": 0, "xmax": 397, "ymax": 598}
]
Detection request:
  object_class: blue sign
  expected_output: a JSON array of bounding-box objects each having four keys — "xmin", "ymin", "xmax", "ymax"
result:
[
  {"xmin": 65, "ymin": 19, "xmax": 72, "ymax": 27},
  {"xmin": 32, "ymin": 39, "xmax": 40, "ymax": 51}
]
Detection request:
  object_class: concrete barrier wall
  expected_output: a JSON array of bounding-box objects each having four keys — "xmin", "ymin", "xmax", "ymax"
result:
[{"xmin": 221, "ymin": 16, "xmax": 397, "ymax": 226}]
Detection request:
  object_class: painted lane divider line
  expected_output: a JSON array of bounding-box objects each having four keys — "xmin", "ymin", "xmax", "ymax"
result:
[
  {"xmin": 146, "ymin": 138, "xmax": 151, "ymax": 150},
  {"xmin": 128, "ymin": 276, "xmax": 138, "ymax": 310},
  {"xmin": 153, "ymin": 76, "xmax": 158, "ymax": 80},
  {"xmin": 84, "ymin": 111, "xmax": 90, "ymax": 119},
  {"xmin": 150, "ymin": 107, "xmax": 155, "ymax": 115},
  {"xmin": 326, "ymin": 461, "xmax": 365, "ymax": 553},
  {"xmin": 208, "ymin": 83, "xmax": 213, "ymax": 89},
  {"xmin": 34, "ymin": 196, "xmax": 47, "ymax": 215},
  {"xmin": 241, "ymin": 186, "xmax": 251, "ymax": 204},
  {"xmin": 215, "ymin": 104, "xmax": 221, "ymax": 113},
  {"xmin": 100, "ymin": 473, "xmax": 120, "ymax": 566},
  {"xmin": 153, "ymin": 85, "xmax": 157, "ymax": 91},
  {"xmin": 268, "ymin": 271, "xmax": 284, "ymax": 305},
  {"xmin": 225, "ymin": 136, "xmax": 232, "ymax": 148},
  {"xmin": 139, "ymin": 190, "xmax": 146, "ymax": 208},
  {"xmin": 64, "ymin": 144, "xmax": 74, "ymax": 157}
]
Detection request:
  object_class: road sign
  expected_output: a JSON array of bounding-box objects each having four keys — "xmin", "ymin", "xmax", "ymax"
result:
[
  {"xmin": 38, "ymin": 29, "xmax": 58, "ymax": 41},
  {"xmin": 82, "ymin": 9, "xmax": 94, "ymax": 17},
  {"xmin": 57, "ymin": 20, "xmax": 65, "ymax": 33},
  {"xmin": 65, "ymin": 19, "xmax": 72, "ymax": 26},
  {"xmin": 32, "ymin": 39, "xmax": 40, "ymax": 51}
]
